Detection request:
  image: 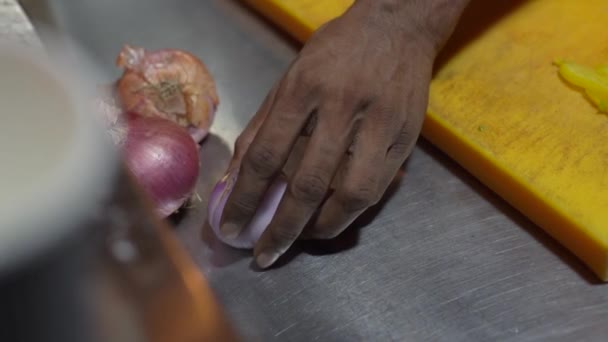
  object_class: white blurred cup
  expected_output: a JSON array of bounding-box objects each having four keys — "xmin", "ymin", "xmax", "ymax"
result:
[{"xmin": 0, "ymin": 40, "xmax": 118, "ymax": 342}]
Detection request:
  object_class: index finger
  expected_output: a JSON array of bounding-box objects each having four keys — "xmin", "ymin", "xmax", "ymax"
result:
[
  {"xmin": 220, "ymin": 88, "xmax": 312, "ymax": 239},
  {"xmin": 227, "ymin": 83, "xmax": 280, "ymax": 174},
  {"xmin": 253, "ymin": 99, "xmax": 360, "ymax": 268}
]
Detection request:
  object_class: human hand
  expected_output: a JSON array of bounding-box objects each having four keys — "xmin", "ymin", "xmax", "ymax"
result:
[{"xmin": 219, "ymin": 0, "xmax": 469, "ymax": 268}]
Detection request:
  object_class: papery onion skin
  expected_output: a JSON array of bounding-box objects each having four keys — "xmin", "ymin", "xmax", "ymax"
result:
[
  {"xmin": 208, "ymin": 172, "xmax": 287, "ymax": 249},
  {"xmin": 116, "ymin": 45, "xmax": 219, "ymax": 143}
]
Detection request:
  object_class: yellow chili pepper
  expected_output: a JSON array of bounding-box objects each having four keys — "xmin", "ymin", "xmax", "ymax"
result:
[
  {"xmin": 554, "ymin": 59, "xmax": 608, "ymax": 113},
  {"xmin": 597, "ymin": 65, "xmax": 608, "ymax": 77}
]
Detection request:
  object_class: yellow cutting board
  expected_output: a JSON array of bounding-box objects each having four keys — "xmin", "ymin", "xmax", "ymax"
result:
[{"xmin": 243, "ymin": 0, "xmax": 608, "ymax": 281}]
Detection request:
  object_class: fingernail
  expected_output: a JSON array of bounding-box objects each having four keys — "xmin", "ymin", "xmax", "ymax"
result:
[
  {"xmin": 220, "ymin": 223, "xmax": 241, "ymax": 239},
  {"xmin": 256, "ymin": 250, "xmax": 279, "ymax": 269}
]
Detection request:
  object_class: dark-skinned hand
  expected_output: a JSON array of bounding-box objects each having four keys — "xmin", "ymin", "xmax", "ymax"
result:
[{"xmin": 219, "ymin": 0, "xmax": 470, "ymax": 268}]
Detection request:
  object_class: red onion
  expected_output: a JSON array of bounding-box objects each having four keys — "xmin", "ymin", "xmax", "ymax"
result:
[
  {"xmin": 96, "ymin": 94, "xmax": 200, "ymax": 218},
  {"xmin": 121, "ymin": 114, "xmax": 200, "ymax": 217},
  {"xmin": 115, "ymin": 45, "xmax": 219, "ymax": 143},
  {"xmin": 208, "ymin": 171, "xmax": 287, "ymax": 249}
]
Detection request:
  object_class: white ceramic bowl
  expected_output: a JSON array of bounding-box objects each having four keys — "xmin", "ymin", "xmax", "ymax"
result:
[{"xmin": 0, "ymin": 39, "xmax": 118, "ymax": 274}]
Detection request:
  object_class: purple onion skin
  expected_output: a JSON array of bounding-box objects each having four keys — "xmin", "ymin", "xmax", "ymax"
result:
[
  {"xmin": 208, "ymin": 172, "xmax": 287, "ymax": 249},
  {"xmin": 122, "ymin": 114, "xmax": 200, "ymax": 218}
]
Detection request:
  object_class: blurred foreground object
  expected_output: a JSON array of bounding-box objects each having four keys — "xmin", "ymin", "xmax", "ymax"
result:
[{"xmin": 0, "ymin": 29, "xmax": 238, "ymax": 342}]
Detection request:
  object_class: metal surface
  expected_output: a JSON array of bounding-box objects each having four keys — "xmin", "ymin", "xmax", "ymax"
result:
[{"xmin": 23, "ymin": 0, "xmax": 608, "ymax": 341}]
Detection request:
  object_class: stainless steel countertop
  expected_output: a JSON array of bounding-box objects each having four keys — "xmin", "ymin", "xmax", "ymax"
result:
[{"xmin": 23, "ymin": 0, "xmax": 608, "ymax": 341}]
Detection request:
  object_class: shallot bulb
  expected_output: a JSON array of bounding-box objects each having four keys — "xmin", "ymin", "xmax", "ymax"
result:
[
  {"xmin": 96, "ymin": 95, "xmax": 200, "ymax": 218},
  {"xmin": 116, "ymin": 45, "xmax": 219, "ymax": 143},
  {"xmin": 119, "ymin": 114, "xmax": 200, "ymax": 217},
  {"xmin": 208, "ymin": 171, "xmax": 287, "ymax": 249}
]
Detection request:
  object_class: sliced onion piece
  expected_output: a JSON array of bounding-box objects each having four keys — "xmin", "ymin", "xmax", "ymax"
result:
[{"xmin": 208, "ymin": 172, "xmax": 287, "ymax": 249}]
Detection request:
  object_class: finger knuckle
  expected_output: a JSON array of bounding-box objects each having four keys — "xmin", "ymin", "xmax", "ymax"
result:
[
  {"xmin": 244, "ymin": 143, "xmax": 281, "ymax": 178},
  {"xmin": 229, "ymin": 192, "xmax": 259, "ymax": 217},
  {"xmin": 270, "ymin": 226, "xmax": 300, "ymax": 245},
  {"xmin": 375, "ymin": 105, "xmax": 400, "ymax": 129},
  {"xmin": 340, "ymin": 183, "xmax": 378, "ymax": 212},
  {"xmin": 273, "ymin": 102, "xmax": 305, "ymax": 129},
  {"xmin": 289, "ymin": 62, "xmax": 321, "ymax": 89},
  {"xmin": 310, "ymin": 229, "xmax": 342, "ymax": 240},
  {"xmin": 321, "ymin": 87, "xmax": 372, "ymax": 120},
  {"xmin": 291, "ymin": 173, "xmax": 329, "ymax": 204},
  {"xmin": 340, "ymin": 85, "xmax": 363, "ymax": 107},
  {"xmin": 389, "ymin": 128, "xmax": 413, "ymax": 155},
  {"xmin": 298, "ymin": 78, "xmax": 322, "ymax": 100}
]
